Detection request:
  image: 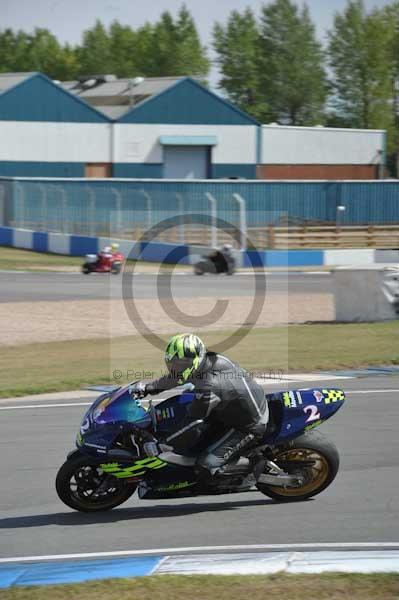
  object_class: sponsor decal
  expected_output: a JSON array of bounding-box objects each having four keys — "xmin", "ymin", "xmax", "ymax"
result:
[
  {"xmin": 156, "ymin": 406, "xmax": 175, "ymax": 421},
  {"xmin": 158, "ymin": 481, "xmax": 195, "ymax": 492}
]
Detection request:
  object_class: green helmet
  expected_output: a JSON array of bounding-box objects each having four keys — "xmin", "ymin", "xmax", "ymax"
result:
[{"xmin": 164, "ymin": 333, "xmax": 206, "ymax": 382}]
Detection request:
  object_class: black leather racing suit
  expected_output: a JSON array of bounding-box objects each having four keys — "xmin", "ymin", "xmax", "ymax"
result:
[{"xmin": 145, "ymin": 352, "xmax": 269, "ymax": 470}]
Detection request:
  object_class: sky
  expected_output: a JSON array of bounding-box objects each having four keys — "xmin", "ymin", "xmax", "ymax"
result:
[{"xmin": 1, "ymin": 0, "xmax": 394, "ymax": 86}]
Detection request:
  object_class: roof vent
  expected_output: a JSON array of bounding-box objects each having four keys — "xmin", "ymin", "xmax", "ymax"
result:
[{"xmin": 78, "ymin": 74, "xmax": 117, "ymax": 89}]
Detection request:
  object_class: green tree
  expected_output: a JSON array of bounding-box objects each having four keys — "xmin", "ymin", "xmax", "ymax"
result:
[
  {"xmin": 151, "ymin": 11, "xmax": 178, "ymax": 76},
  {"xmin": 213, "ymin": 8, "xmax": 266, "ymax": 118},
  {"xmin": 0, "ymin": 27, "xmax": 78, "ymax": 80},
  {"xmin": 327, "ymin": 0, "xmax": 392, "ymax": 130},
  {"xmin": 149, "ymin": 6, "xmax": 209, "ymax": 77},
  {"xmin": 109, "ymin": 21, "xmax": 138, "ymax": 78},
  {"xmin": 258, "ymin": 0, "xmax": 327, "ymax": 124},
  {"xmin": 0, "ymin": 30, "xmax": 31, "ymax": 72},
  {"xmin": 77, "ymin": 20, "xmax": 112, "ymax": 75},
  {"xmin": 174, "ymin": 5, "xmax": 210, "ymax": 77},
  {"xmin": 0, "ymin": 29, "xmax": 18, "ymax": 71},
  {"xmin": 134, "ymin": 23, "xmax": 157, "ymax": 76}
]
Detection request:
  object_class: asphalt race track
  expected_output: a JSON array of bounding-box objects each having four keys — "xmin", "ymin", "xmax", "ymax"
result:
[
  {"xmin": 0, "ymin": 271, "xmax": 331, "ymax": 302},
  {"xmin": 0, "ymin": 375, "xmax": 398, "ymax": 559}
]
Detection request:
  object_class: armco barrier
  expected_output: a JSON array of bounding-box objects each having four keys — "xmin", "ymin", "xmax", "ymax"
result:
[{"xmin": 1, "ymin": 225, "xmax": 398, "ymax": 267}]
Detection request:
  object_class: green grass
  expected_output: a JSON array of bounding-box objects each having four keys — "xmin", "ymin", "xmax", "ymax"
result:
[
  {"xmin": 1, "ymin": 322, "xmax": 398, "ymax": 397},
  {"xmin": 0, "ymin": 573, "xmax": 398, "ymax": 600},
  {"xmin": 0, "ymin": 247, "xmax": 82, "ymax": 270},
  {"xmin": 0, "ymin": 246, "xmax": 190, "ymax": 271}
]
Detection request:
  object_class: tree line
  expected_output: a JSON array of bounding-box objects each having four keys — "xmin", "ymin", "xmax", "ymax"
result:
[{"xmin": 0, "ymin": 0, "xmax": 399, "ymax": 161}]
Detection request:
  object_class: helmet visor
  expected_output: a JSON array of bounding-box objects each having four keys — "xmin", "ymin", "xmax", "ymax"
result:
[{"xmin": 166, "ymin": 356, "xmax": 193, "ymax": 375}]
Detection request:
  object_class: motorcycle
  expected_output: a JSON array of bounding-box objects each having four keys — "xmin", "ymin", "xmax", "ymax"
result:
[
  {"xmin": 194, "ymin": 251, "xmax": 235, "ymax": 276},
  {"xmin": 56, "ymin": 382, "xmax": 345, "ymax": 512},
  {"xmin": 82, "ymin": 251, "xmax": 125, "ymax": 275}
]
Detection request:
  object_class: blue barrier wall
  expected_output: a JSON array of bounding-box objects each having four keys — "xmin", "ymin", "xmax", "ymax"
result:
[
  {"xmin": 243, "ymin": 249, "xmax": 324, "ymax": 268},
  {"xmin": 0, "ymin": 225, "xmax": 341, "ymax": 268},
  {"xmin": 1, "ymin": 225, "xmax": 389, "ymax": 267}
]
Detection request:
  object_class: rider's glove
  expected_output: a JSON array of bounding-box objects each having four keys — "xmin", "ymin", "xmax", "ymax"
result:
[{"xmin": 129, "ymin": 381, "xmax": 147, "ymax": 400}]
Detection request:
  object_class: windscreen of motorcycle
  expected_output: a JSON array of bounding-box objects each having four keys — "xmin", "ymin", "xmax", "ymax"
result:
[{"xmin": 82, "ymin": 388, "xmax": 152, "ymax": 430}]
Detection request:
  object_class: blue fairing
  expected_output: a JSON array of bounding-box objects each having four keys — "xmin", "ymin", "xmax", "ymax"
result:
[
  {"xmin": 78, "ymin": 384, "xmax": 152, "ymax": 448},
  {"xmin": 153, "ymin": 388, "xmax": 345, "ymax": 443},
  {"xmin": 79, "ymin": 385, "xmax": 345, "ymax": 452},
  {"xmin": 264, "ymin": 388, "xmax": 345, "ymax": 445},
  {"xmin": 153, "ymin": 392, "xmax": 195, "ymax": 436}
]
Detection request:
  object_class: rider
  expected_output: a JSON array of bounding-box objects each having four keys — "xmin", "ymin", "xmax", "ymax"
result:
[
  {"xmin": 130, "ymin": 333, "xmax": 269, "ymax": 474},
  {"xmin": 100, "ymin": 242, "xmax": 119, "ymax": 256},
  {"xmin": 221, "ymin": 244, "xmax": 235, "ymax": 274}
]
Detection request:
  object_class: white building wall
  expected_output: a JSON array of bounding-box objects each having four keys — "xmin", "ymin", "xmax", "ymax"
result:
[
  {"xmin": 0, "ymin": 122, "xmax": 111, "ymax": 162},
  {"xmin": 113, "ymin": 124, "xmax": 257, "ymax": 164},
  {"xmin": 261, "ymin": 125, "xmax": 385, "ymax": 165}
]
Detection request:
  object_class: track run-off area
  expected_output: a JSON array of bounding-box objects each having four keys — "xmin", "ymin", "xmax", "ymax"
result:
[{"xmin": 0, "ymin": 375, "xmax": 398, "ymax": 560}]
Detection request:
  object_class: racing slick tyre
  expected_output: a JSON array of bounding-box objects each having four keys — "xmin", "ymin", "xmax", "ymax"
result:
[
  {"xmin": 194, "ymin": 267, "xmax": 204, "ymax": 275},
  {"xmin": 56, "ymin": 455, "xmax": 137, "ymax": 512},
  {"xmin": 256, "ymin": 430, "xmax": 339, "ymax": 502},
  {"xmin": 82, "ymin": 264, "xmax": 91, "ymax": 274}
]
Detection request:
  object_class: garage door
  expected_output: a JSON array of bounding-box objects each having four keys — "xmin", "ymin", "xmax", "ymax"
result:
[{"xmin": 163, "ymin": 146, "xmax": 209, "ymax": 179}]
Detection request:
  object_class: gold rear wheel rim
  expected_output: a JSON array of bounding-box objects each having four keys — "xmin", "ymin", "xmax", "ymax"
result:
[{"xmin": 268, "ymin": 448, "xmax": 330, "ymax": 497}]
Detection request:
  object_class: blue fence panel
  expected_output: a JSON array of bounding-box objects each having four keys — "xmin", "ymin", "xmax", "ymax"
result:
[{"xmin": 3, "ymin": 179, "xmax": 399, "ymax": 234}]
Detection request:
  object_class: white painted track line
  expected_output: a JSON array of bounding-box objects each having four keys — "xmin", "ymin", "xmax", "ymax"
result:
[
  {"xmin": 1, "ymin": 543, "xmax": 398, "ymax": 563},
  {"xmin": 0, "ymin": 402, "xmax": 92, "ymax": 410},
  {"xmin": 349, "ymin": 389, "xmax": 399, "ymax": 394}
]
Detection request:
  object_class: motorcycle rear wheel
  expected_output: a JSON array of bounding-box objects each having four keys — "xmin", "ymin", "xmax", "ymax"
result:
[
  {"xmin": 56, "ymin": 455, "xmax": 137, "ymax": 512},
  {"xmin": 256, "ymin": 431, "xmax": 339, "ymax": 502}
]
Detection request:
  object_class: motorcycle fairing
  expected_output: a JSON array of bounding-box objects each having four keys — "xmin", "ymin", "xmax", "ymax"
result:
[
  {"xmin": 100, "ymin": 457, "xmax": 168, "ymax": 478},
  {"xmin": 82, "ymin": 386, "xmax": 151, "ymax": 429},
  {"xmin": 153, "ymin": 392, "xmax": 195, "ymax": 435},
  {"xmin": 77, "ymin": 385, "xmax": 151, "ymax": 453},
  {"xmin": 264, "ymin": 388, "xmax": 345, "ymax": 445}
]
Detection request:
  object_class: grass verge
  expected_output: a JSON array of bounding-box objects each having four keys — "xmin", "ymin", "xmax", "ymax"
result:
[
  {"xmin": 0, "ymin": 573, "xmax": 398, "ymax": 600},
  {"xmin": 0, "ymin": 322, "xmax": 398, "ymax": 397},
  {"xmin": 0, "ymin": 247, "xmax": 82, "ymax": 270},
  {"xmin": 0, "ymin": 247, "xmax": 190, "ymax": 271}
]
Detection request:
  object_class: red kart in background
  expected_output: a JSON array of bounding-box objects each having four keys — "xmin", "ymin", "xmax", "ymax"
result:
[{"xmin": 82, "ymin": 248, "xmax": 125, "ymax": 275}]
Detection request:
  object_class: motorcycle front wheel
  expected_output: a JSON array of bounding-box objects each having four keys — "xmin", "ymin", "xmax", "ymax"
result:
[
  {"xmin": 256, "ymin": 430, "xmax": 339, "ymax": 502},
  {"xmin": 56, "ymin": 455, "xmax": 137, "ymax": 512}
]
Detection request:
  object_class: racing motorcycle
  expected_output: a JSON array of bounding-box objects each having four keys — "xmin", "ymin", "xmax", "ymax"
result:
[
  {"xmin": 56, "ymin": 383, "xmax": 345, "ymax": 512},
  {"xmin": 194, "ymin": 251, "xmax": 235, "ymax": 276},
  {"xmin": 81, "ymin": 250, "xmax": 125, "ymax": 275}
]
